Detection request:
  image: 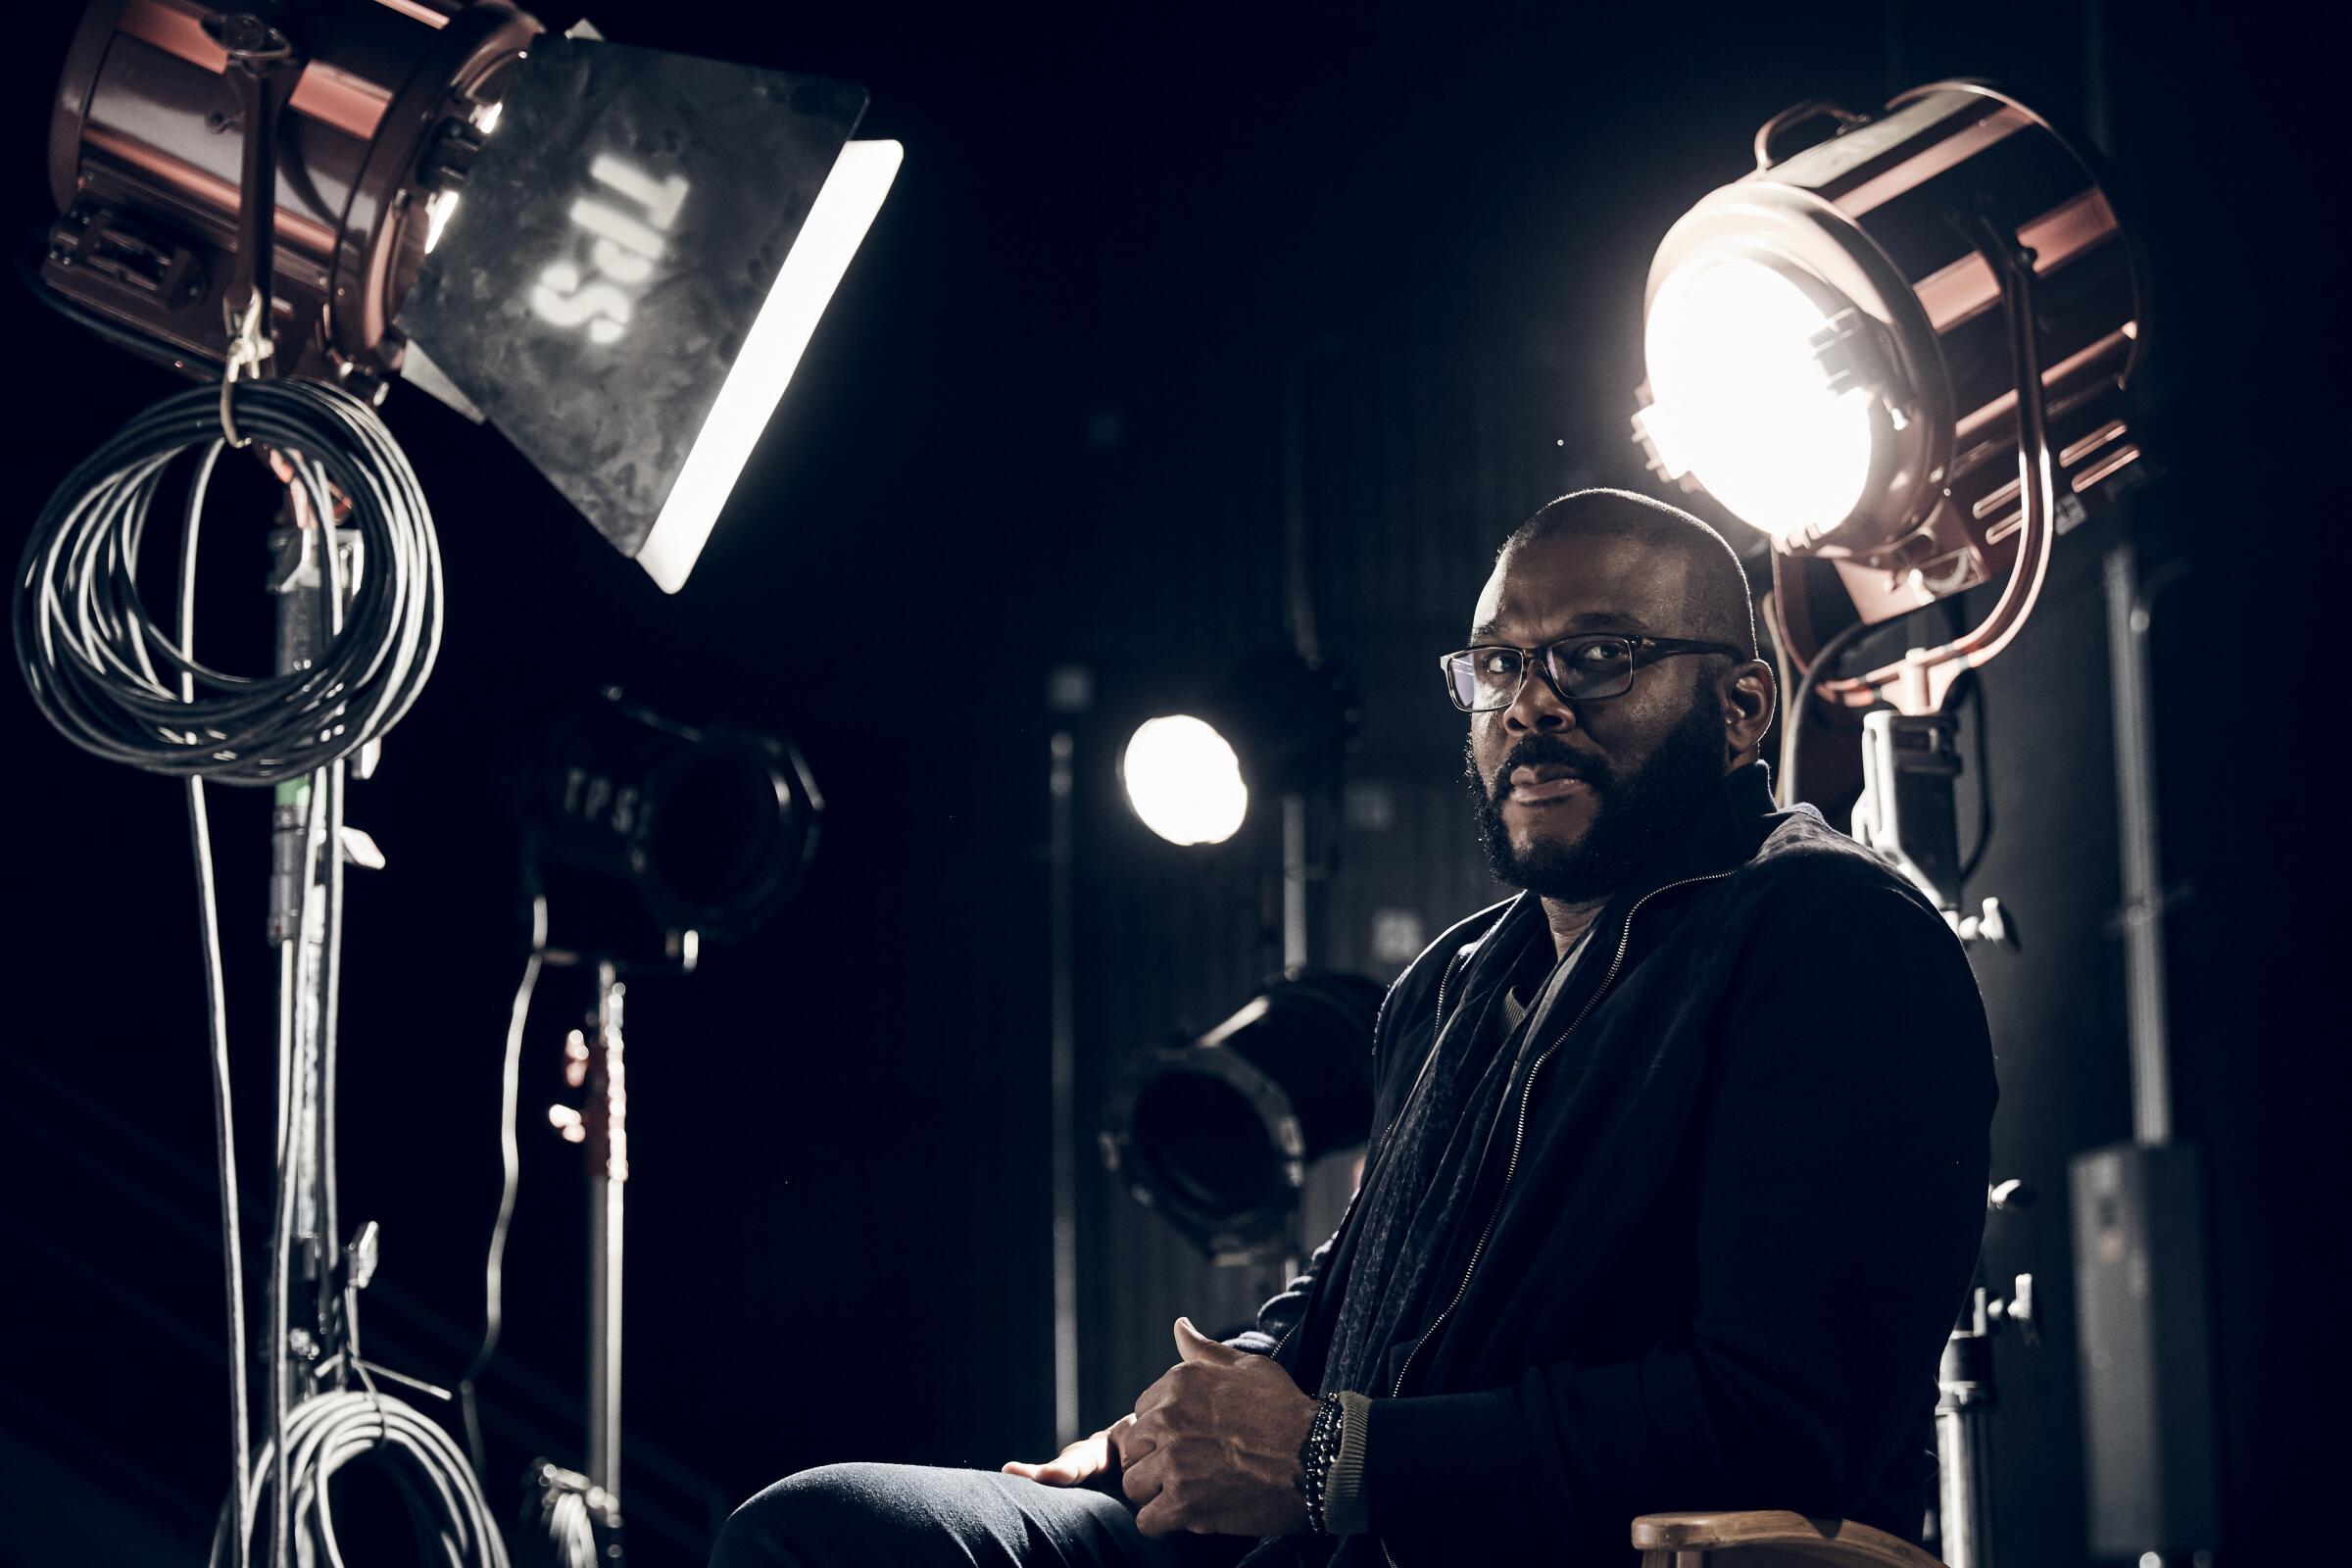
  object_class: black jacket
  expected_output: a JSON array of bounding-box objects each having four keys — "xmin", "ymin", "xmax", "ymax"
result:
[{"xmin": 1241, "ymin": 762, "xmax": 1995, "ymax": 1565}]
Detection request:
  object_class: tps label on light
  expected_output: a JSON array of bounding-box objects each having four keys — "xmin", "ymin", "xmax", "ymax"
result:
[{"xmin": 529, "ymin": 155, "xmax": 691, "ymax": 345}]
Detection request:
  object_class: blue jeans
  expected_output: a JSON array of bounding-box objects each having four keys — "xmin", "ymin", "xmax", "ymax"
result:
[{"xmin": 710, "ymin": 1463, "xmax": 1256, "ymax": 1568}]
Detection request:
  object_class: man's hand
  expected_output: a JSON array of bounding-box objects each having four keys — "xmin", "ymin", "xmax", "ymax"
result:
[
  {"xmin": 1121, "ymin": 1317, "xmax": 1317, "ymax": 1538},
  {"xmin": 1002, "ymin": 1413, "xmax": 1136, "ymax": 1487}
]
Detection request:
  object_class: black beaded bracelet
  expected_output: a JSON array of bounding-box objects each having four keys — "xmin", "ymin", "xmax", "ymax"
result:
[{"xmin": 1297, "ymin": 1393, "xmax": 1345, "ymax": 1535}]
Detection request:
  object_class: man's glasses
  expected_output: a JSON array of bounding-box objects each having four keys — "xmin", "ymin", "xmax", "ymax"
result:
[{"xmin": 1439, "ymin": 635, "xmax": 1750, "ymax": 712}]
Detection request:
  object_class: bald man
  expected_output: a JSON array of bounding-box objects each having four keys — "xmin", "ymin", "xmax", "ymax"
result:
[{"xmin": 713, "ymin": 490, "xmax": 1994, "ymax": 1567}]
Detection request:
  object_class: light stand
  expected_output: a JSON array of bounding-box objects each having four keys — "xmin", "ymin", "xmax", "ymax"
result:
[
  {"xmin": 266, "ymin": 511, "xmax": 367, "ymax": 1383},
  {"xmin": 534, "ymin": 953, "xmax": 654, "ymax": 1563},
  {"xmin": 515, "ymin": 694, "xmax": 822, "ymax": 1566},
  {"xmin": 1838, "ymin": 212, "xmax": 2051, "ymax": 1568},
  {"xmin": 1632, "ymin": 82, "xmax": 2148, "ymax": 1566}
]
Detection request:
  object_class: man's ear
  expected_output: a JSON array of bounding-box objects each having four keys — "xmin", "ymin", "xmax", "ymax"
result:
[{"xmin": 1724, "ymin": 659, "xmax": 1777, "ymax": 759}]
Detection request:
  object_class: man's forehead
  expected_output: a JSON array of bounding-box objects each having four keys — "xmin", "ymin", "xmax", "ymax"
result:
[{"xmin": 1471, "ymin": 535, "xmax": 1683, "ymax": 637}]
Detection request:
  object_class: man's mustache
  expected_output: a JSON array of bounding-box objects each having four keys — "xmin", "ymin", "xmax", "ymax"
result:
[{"xmin": 1490, "ymin": 737, "xmax": 1611, "ymax": 801}]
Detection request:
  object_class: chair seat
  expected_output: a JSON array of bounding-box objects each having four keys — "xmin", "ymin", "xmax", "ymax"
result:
[{"xmin": 1632, "ymin": 1511, "xmax": 1942, "ymax": 1568}]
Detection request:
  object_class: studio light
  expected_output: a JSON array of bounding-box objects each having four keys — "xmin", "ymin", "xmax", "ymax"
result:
[
  {"xmin": 1121, "ymin": 715, "xmax": 1248, "ymax": 847},
  {"xmin": 1102, "ymin": 973, "xmax": 1382, "ymax": 1263},
  {"xmin": 524, "ymin": 691, "xmax": 823, "ymax": 952},
  {"xmin": 1119, "ymin": 648, "xmax": 1356, "ymax": 849},
  {"xmin": 42, "ymin": 3, "xmax": 902, "ymax": 593},
  {"xmin": 1631, "ymin": 80, "xmax": 2144, "ymax": 925},
  {"xmin": 1632, "ymin": 81, "xmax": 2142, "ymax": 683}
]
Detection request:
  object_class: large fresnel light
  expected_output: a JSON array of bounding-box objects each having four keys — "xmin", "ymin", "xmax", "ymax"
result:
[{"xmin": 1634, "ymin": 81, "xmax": 2141, "ymax": 711}]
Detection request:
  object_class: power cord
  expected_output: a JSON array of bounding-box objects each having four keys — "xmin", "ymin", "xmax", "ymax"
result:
[
  {"xmin": 1777, "ymin": 614, "xmax": 1876, "ymax": 808},
  {"xmin": 460, "ymin": 896, "xmax": 548, "ymax": 1482},
  {"xmin": 1777, "ymin": 606, "xmax": 1997, "ymax": 888},
  {"xmin": 15, "ymin": 378, "xmax": 439, "ymax": 781}
]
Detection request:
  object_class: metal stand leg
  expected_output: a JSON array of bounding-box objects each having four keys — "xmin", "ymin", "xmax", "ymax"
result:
[
  {"xmin": 584, "ymin": 963, "xmax": 629, "ymax": 1550},
  {"xmin": 266, "ymin": 520, "xmax": 360, "ymax": 1565},
  {"xmin": 1936, "ymin": 1291, "xmax": 1997, "ymax": 1568}
]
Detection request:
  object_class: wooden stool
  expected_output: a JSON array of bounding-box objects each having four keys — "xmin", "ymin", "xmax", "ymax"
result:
[{"xmin": 1633, "ymin": 1511, "xmax": 1944, "ymax": 1568}]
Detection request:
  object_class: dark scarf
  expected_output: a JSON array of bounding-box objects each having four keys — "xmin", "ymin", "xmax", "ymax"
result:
[{"xmin": 1317, "ymin": 905, "xmax": 1557, "ymax": 1399}]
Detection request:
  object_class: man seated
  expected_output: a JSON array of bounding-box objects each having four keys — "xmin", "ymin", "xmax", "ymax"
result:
[{"xmin": 712, "ymin": 488, "xmax": 1995, "ymax": 1566}]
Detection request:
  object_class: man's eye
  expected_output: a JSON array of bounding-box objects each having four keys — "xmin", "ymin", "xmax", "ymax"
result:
[
  {"xmin": 1569, "ymin": 641, "xmax": 1630, "ymax": 667},
  {"xmin": 1477, "ymin": 652, "xmax": 1518, "ymax": 677}
]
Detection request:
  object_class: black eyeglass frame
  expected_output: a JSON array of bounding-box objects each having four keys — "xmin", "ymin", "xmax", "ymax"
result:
[{"xmin": 1438, "ymin": 635, "xmax": 1753, "ymax": 712}]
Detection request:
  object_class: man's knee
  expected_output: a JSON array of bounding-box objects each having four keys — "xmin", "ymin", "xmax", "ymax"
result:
[{"xmin": 710, "ymin": 1463, "xmax": 973, "ymax": 1568}]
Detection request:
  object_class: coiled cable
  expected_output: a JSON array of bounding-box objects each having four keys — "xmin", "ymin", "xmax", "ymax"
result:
[
  {"xmin": 14, "ymin": 377, "xmax": 440, "ymax": 782},
  {"xmin": 213, "ymin": 1388, "xmax": 511, "ymax": 1568}
]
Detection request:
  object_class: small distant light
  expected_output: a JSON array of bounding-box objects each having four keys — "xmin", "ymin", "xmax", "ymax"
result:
[
  {"xmin": 1122, "ymin": 715, "xmax": 1248, "ymax": 846},
  {"xmin": 2138, "ymin": 1553, "xmax": 2162, "ymax": 1568},
  {"xmin": 475, "ymin": 99, "xmax": 504, "ymax": 136}
]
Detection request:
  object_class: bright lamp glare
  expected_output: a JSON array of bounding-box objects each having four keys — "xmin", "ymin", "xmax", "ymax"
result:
[
  {"xmin": 1123, "ymin": 716, "xmax": 1249, "ymax": 847},
  {"xmin": 423, "ymin": 190, "xmax": 462, "ymax": 255},
  {"xmin": 1644, "ymin": 257, "xmax": 1877, "ymax": 540},
  {"xmin": 636, "ymin": 138, "xmax": 904, "ymax": 594}
]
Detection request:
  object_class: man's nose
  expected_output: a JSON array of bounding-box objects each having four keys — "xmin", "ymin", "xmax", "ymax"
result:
[{"xmin": 1505, "ymin": 663, "xmax": 1577, "ymax": 732}]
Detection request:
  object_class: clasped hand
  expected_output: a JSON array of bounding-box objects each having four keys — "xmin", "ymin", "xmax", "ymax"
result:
[{"xmin": 1003, "ymin": 1317, "xmax": 1318, "ymax": 1538}]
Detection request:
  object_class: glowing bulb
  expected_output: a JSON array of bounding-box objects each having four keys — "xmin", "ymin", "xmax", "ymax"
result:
[
  {"xmin": 1643, "ymin": 255, "xmax": 1878, "ymax": 540},
  {"xmin": 1122, "ymin": 716, "xmax": 1249, "ymax": 847}
]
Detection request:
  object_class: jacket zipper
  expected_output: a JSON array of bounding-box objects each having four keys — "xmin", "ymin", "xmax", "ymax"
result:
[
  {"xmin": 1386, "ymin": 870, "xmax": 1734, "ymax": 1399},
  {"xmin": 1269, "ymin": 948, "xmax": 1471, "ymax": 1365}
]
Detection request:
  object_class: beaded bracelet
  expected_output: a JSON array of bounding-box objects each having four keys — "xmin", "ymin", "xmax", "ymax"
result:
[{"xmin": 1297, "ymin": 1392, "xmax": 1346, "ymax": 1534}]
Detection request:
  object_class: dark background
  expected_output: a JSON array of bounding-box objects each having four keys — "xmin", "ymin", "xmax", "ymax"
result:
[{"xmin": 2, "ymin": 3, "xmax": 2332, "ymax": 1565}]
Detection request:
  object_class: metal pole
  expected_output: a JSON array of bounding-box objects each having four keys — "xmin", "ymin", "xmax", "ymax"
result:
[
  {"xmin": 269, "ymin": 517, "xmax": 344, "ymax": 1567},
  {"xmin": 2104, "ymin": 546, "xmax": 2173, "ymax": 1148},
  {"xmin": 586, "ymin": 963, "xmax": 628, "ymax": 1516},
  {"xmin": 1936, "ymin": 1288, "xmax": 1998, "ymax": 1568},
  {"xmin": 1277, "ymin": 339, "xmax": 1339, "ymax": 983},
  {"xmin": 1047, "ymin": 726, "xmax": 1082, "ymax": 1447},
  {"xmin": 1280, "ymin": 792, "xmax": 1309, "ymax": 977},
  {"xmin": 2081, "ymin": 0, "xmax": 2113, "ymax": 157}
]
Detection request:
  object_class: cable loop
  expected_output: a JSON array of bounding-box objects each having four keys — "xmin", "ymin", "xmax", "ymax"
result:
[{"xmin": 15, "ymin": 376, "xmax": 441, "ymax": 784}]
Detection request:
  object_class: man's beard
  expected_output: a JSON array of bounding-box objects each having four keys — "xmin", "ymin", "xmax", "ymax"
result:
[{"xmin": 1466, "ymin": 695, "xmax": 1730, "ymax": 905}]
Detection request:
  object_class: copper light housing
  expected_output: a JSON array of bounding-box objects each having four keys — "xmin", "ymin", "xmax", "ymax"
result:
[
  {"xmin": 1633, "ymin": 81, "xmax": 2143, "ymax": 632},
  {"xmin": 43, "ymin": 0, "xmax": 542, "ymax": 395}
]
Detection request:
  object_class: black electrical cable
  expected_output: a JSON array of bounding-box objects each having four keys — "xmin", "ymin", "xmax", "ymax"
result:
[
  {"xmin": 213, "ymin": 1391, "xmax": 510, "ymax": 1568},
  {"xmin": 1777, "ymin": 614, "xmax": 1877, "ymax": 808},
  {"xmin": 459, "ymin": 897, "xmax": 547, "ymax": 1483},
  {"xmin": 14, "ymin": 378, "xmax": 441, "ymax": 782},
  {"xmin": 1956, "ymin": 668, "xmax": 1995, "ymax": 884},
  {"xmin": 1777, "ymin": 605, "xmax": 1998, "ymax": 886},
  {"xmin": 175, "ymin": 441, "xmax": 253, "ymax": 1568}
]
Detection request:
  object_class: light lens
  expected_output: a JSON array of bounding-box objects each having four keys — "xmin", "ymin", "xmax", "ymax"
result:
[
  {"xmin": 1643, "ymin": 255, "xmax": 1877, "ymax": 540},
  {"xmin": 1122, "ymin": 716, "xmax": 1249, "ymax": 847}
]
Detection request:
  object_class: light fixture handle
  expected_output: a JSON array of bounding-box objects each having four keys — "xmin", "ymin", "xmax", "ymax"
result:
[
  {"xmin": 208, "ymin": 12, "xmax": 302, "ymax": 383},
  {"xmin": 1751, "ymin": 99, "xmax": 1863, "ymax": 171}
]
